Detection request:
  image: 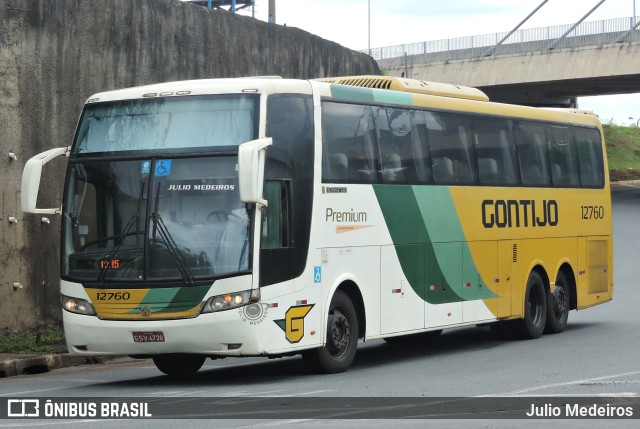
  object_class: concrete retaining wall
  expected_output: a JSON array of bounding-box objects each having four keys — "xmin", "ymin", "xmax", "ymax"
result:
[{"xmin": 0, "ymin": 0, "xmax": 379, "ymax": 332}]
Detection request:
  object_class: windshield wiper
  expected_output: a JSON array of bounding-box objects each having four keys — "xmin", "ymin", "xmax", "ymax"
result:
[
  {"xmin": 96, "ymin": 182, "xmax": 145, "ymax": 286},
  {"xmin": 150, "ymin": 184, "xmax": 195, "ymax": 284},
  {"xmin": 80, "ymin": 231, "xmax": 142, "ymax": 251}
]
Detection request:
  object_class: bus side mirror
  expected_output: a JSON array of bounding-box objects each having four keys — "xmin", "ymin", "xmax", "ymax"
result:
[
  {"xmin": 21, "ymin": 146, "xmax": 69, "ymax": 214},
  {"xmin": 238, "ymin": 137, "xmax": 272, "ymax": 207}
]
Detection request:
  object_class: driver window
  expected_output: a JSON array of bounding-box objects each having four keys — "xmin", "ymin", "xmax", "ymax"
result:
[{"xmin": 261, "ymin": 181, "xmax": 291, "ymax": 249}]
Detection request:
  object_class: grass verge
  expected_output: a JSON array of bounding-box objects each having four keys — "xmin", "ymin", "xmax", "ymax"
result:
[
  {"xmin": 0, "ymin": 328, "xmax": 67, "ymax": 355},
  {"xmin": 604, "ymin": 124, "xmax": 640, "ymax": 181}
]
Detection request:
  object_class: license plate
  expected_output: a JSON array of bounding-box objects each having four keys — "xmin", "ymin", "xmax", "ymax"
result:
[{"xmin": 132, "ymin": 331, "xmax": 165, "ymax": 343}]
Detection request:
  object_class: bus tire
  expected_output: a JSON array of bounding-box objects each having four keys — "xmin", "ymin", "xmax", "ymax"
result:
[
  {"xmin": 544, "ymin": 271, "xmax": 570, "ymax": 334},
  {"xmin": 302, "ymin": 290, "xmax": 358, "ymax": 374},
  {"xmin": 152, "ymin": 354, "xmax": 206, "ymax": 377},
  {"xmin": 513, "ymin": 271, "xmax": 547, "ymax": 339}
]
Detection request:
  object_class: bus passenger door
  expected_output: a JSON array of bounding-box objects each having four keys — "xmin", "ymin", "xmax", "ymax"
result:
[
  {"xmin": 380, "ymin": 245, "xmax": 425, "ymax": 335},
  {"xmin": 424, "ymin": 242, "xmax": 463, "ymax": 328}
]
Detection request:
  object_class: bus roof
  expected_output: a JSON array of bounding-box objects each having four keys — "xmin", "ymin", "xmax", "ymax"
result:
[
  {"xmin": 83, "ymin": 75, "xmax": 602, "ymax": 129},
  {"xmin": 316, "ymin": 75, "xmax": 489, "ymax": 102}
]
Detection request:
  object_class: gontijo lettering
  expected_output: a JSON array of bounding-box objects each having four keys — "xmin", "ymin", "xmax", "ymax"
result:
[{"xmin": 482, "ymin": 199, "xmax": 558, "ymax": 228}]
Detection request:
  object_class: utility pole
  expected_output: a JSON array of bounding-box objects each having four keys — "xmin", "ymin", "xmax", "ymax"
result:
[
  {"xmin": 269, "ymin": 0, "xmax": 276, "ymax": 24},
  {"xmin": 368, "ymin": 0, "xmax": 371, "ymax": 55}
]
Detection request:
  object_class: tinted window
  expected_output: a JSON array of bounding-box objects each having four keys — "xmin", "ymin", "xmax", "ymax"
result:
[
  {"xmin": 515, "ymin": 121, "xmax": 551, "ymax": 186},
  {"xmin": 375, "ymin": 107, "xmax": 429, "ymax": 183},
  {"xmin": 548, "ymin": 125, "xmax": 580, "ymax": 187},
  {"xmin": 574, "ymin": 127, "xmax": 605, "ymax": 188},
  {"xmin": 472, "ymin": 117, "xmax": 518, "ymax": 185},
  {"xmin": 266, "ymin": 95, "xmax": 314, "ymax": 179},
  {"xmin": 322, "ymin": 102, "xmax": 378, "ymax": 183},
  {"xmin": 426, "ymin": 112, "xmax": 476, "ymax": 184},
  {"xmin": 263, "ymin": 94, "xmax": 314, "ymax": 286}
]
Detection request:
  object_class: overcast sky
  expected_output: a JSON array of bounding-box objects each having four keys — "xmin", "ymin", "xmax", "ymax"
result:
[{"xmin": 228, "ymin": 0, "xmax": 639, "ymax": 125}]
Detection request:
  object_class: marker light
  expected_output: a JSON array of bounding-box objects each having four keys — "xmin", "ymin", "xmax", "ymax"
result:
[
  {"xmin": 61, "ymin": 295, "xmax": 96, "ymax": 316},
  {"xmin": 201, "ymin": 289, "xmax": 260, "ymax": 314}
]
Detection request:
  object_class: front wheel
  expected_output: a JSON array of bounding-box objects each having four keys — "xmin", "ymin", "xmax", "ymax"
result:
[
  {"xmin": 512, "ymin": 271, "xmax": 547, "ymax": 339},
  {"xmin": 302, "ymin": 290, "xmax": 358, "ymax": 374},
  {"xmin": 152, "ymin": 354, "xmax": 206, "ymax": 378},
  {"xmin": 544, "ymin": 271, "xmax": 570, "ymax": 334}
]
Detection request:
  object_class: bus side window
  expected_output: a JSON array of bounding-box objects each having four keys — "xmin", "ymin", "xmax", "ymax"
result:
[
  {"xmin": 426, "ymin": 111, "xmax": 476, "ymax": 184},
  {"xmin": 410, "ymin": 110, "xmax": 432, "ymax": 183},
  {"xmin": 548, "ymin": 125, "xmax": 580, "ymax": 187},
  {"xmin": 472, "ymin": 117, "xmax": 518, "ymax": 185},
  {"xmin": 574, "ymin": 127, "xmax": 605, "ymax": 188},
  {"xmin": 266, "ymin": 94, "xmax": 314, "ymax": 178},
  {"xmin": 376, "ymin": 107, "xmax": 419, "ymax": 183},
  {"xmin": 322, "ymin": 102, "xmax": 378, "ymax": 183},
  {"xmin": 515, "ymin": 122, "xmax": 551, "ymax": 187}
]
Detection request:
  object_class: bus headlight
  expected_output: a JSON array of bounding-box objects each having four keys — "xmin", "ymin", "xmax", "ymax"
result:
[
  {"xmin": 61, "ymin": 295, "xmax": 96, "ymax": 316},
  {"xmin": 201, "ymin": 289, "xmax": 260, "ymax": 314}
]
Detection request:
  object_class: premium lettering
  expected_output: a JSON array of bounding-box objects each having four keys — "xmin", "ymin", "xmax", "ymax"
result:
[{"xmin": 325, "ymin": 208, "xmax": 367, "ymax": 223}]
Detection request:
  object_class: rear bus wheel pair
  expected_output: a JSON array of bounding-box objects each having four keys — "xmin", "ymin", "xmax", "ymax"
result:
[{"xmin": 507, "ymin": 270, "xmax": 569, "ymax": 339}]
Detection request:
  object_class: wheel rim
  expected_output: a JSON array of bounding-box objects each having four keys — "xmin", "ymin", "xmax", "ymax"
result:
[
  {"xmin": 327, "ymin": 308, "xmax": 351, "ymax": 358},
  {"xmin": 528, "ymin": 284, "xmax": 543, "ymax": 325},
  {"xmin": 552, "ymin": 286, "xmax": 568, "ymax": 320}
]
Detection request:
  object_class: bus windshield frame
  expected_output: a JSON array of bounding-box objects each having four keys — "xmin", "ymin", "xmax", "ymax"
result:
[{"xmin": 61, "ymin": 94, "xmax": 260, "ymax": 286}]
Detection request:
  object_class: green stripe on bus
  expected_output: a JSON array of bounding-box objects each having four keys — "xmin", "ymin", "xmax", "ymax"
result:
[
  {"xmin": 330, "ymin": 85, "xmax": 376, "ymax": 103},
  {"xmin": 329, "ymin": 85, "xmax": 414, "ymax": 106},
  {"xmin": 373, "ymin": 185, "xmax": 496, "ymax": 303},
  {"xmin": 372, "ymin": 88, "xmax": 413, "ymax": 105},
  {"xmin": 413, "ymin": 186, "xmax": 496, "ymax": 300},
  {"xmin": 169, "ymin": 284, "xmax": 211, "ymax": 312},
  {"xmin": 373, "ymin": 185, "xmax": 460, "ymax": 304},
  {"xmin": 130, "ymin": 284, "xmax": 210, "ymax": 314}
]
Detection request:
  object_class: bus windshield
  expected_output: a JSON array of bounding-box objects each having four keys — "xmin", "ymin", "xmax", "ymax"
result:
[
  {"xmin": 62, "ymin": 94, "xmax": 259, "ymax": 284},
  {"xmin": 73, "ymin": 94, "xmax": 257, "ymax": 154},
  {"xmin": 63, "ymin": 156, "xmax": 250, "ymax": 283}
]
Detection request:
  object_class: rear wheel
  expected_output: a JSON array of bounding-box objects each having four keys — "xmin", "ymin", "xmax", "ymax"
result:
[
  {"xmin": 303, "ymin": 290, "xmax": 358, "ymax": 374},
  {"xmin": 152, "ymin": 354, "xmax": 206, "ymax": 377},
  {"xmin": 512, "ymin": 271, "xmax": 547, "ymax": 339},
  {"xmin": 544, "ymin": 271, "xmax": 570, "ymax": 334}
]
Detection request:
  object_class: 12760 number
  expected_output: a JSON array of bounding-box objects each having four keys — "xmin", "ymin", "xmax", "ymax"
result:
[
  {"xmin": 581, "ymin": 205, "xmax": 605, "ymax": 220},
  {"xmin": 95, "ymin": 292, "xmax": 131, "ymax": 301}
]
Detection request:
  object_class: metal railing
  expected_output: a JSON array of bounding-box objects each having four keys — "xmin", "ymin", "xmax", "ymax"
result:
[{"xmin": 368, "ymin": 16, "xmax": 640, "ymax": 65}]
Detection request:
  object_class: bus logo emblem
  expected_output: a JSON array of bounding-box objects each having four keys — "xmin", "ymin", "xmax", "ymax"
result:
[
  {"xmin": 274, "ymin": 304, "xmax": 314, "ymax": 343},
  {"xmin": 140, "ymin": 305, "xmax": 152, "ymax": 317}
]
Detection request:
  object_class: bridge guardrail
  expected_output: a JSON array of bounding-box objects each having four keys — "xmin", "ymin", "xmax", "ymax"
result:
[{"xmin": 369, "ymin": 16, "xmax": 639, "ymax": 66}]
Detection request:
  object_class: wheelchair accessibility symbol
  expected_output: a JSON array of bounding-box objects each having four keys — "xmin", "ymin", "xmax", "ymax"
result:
[
  {"xmin": 155, "ymin": 160, "xmax": 172, "ymax": 176},
  {"xmin": 313, "ymin": 266, "xmax": 321, "ymax": 283}
]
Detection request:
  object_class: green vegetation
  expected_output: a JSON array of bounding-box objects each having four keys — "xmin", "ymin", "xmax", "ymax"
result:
[
  {"xmin": 0, "ymin": 328, "xmax": 67, "ymax": 355},
  {"xmin": 604, "ymin": 124, "xmax": 640, "ymax": 181}
]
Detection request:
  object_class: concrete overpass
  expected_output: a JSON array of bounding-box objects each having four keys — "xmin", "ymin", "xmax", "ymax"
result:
[{"xmin": 373, "ymin": 16, "xmax": 640, "ymax": 107}]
